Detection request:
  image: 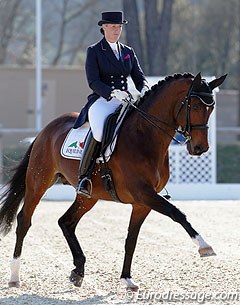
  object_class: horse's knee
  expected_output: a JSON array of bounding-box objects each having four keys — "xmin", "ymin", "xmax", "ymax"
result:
[
  {"xmin": 58, "ymin": 216, "xmax": 67, "ymax": 231},
  {"xmin": 58, "ymin": 216, "xmax": 75, "ymax": 236}
]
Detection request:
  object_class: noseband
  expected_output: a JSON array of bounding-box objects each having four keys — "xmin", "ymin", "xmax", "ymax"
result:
[{"xmin": 126, "ymin": 79, "xmax": 215, "ymax": 145}]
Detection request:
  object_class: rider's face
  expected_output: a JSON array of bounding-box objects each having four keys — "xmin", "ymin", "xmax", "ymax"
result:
[{"xmin": 102, "ymin": 24, "xmax": 123, "ymax": 43}]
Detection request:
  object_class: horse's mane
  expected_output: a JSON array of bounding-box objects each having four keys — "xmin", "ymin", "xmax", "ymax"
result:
[{"xmin": 138, "ymin": 72, "xmax": 194, "ymax": 108}]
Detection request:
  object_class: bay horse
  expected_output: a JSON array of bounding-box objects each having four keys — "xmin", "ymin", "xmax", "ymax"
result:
[{"xmin": 0, "ymin": 72, "xmax": 226, "ymax": 290}]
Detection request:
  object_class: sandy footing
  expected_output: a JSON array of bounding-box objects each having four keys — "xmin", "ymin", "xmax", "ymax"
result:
[{"xmin": 0, "ymin": 199, "xmax": 240, "ymax": 304}]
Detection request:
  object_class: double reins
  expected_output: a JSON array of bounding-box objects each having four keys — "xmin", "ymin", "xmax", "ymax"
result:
[{"xmin": 124, "ymin": 81, "xmax": 214, "ymax": 145}]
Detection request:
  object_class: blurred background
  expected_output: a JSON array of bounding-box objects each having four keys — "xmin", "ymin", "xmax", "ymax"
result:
[{"xmin": 0, "ymin": 0, "xmax": 239, "ymax": 189}]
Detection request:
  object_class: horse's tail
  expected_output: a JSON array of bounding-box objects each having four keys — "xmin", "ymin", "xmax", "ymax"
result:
[{"xmin": 0, "ymin": 142, "xmax": 34, "ymax": 236}]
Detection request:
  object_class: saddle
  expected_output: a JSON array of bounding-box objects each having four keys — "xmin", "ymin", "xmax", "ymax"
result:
[
  {"xmin": 101, "ymin": 105, "xmax": 123, "ymax": 154},
  {"xmin": 101, "ymin": 100, "xmax": 135, "ymax": 154}
]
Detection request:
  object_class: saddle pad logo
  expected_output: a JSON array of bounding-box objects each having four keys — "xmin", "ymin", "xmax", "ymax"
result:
[
  {"xmin": 68, "ymin": 141, "xmax": 78, "ymax": 148},
  {"xmin": 61, "ymin": 125, "xmax": 118, "ymax": 162},
  {"xmin": 61, "ymin": 128, "xmax": 89, "ymax": 160}
]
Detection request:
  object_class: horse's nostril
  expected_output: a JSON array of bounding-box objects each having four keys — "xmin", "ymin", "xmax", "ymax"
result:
[{"xmin": 194, "ymin": 145, "xmax": 203, "ymax": 155}]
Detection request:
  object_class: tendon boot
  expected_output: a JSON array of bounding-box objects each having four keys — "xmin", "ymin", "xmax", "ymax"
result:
[{"xmin": 76, "ymin": 131, "xmax": 101, "ymax": 198}]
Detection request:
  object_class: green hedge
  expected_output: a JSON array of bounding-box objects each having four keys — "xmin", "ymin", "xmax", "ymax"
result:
[
  {"xmin": 217, "ymin": 144, "xmax": 240, "ymax": 183},
  {"xmin": 1, "ymin": 146, "xmax": 28, "ymax": 183}
]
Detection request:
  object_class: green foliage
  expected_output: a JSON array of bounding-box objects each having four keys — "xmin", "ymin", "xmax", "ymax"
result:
[
  {"xmin": 1, "ymin": 146, "xmax": 28, "ymax": 183},
  {"xmin": 170, "ymin": 0, "xmax": 239, "ymax": 89},
  {"xmin": 217, "ymin": 144, "xmax": 240, "ymax": 183}
]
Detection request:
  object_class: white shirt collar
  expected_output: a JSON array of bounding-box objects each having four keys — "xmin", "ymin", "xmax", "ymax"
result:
[{"xmin": 106, "ymin": 40, "xmax": 118, "ymax": 50}]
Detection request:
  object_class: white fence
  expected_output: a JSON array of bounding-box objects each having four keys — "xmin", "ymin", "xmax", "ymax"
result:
[{"xmin": 168, "ymin": 106, "xmax": 216, "ymax": 184}]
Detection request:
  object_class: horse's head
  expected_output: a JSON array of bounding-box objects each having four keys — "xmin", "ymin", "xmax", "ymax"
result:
[{"xmin": 176, "ymin": 72, "xmax": 227, "ymax": 156}]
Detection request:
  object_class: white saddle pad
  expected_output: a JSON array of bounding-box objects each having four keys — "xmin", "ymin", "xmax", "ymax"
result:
[
  {"xmin": 61, "ymin": 103, "xmax": 131, "ymax": 161},
  {"xmin": 61, "ymin": 123, "xmax": 117, "ymax": 161}
]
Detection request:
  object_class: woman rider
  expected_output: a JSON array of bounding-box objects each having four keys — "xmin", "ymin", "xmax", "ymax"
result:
[{"xmin": 76, "ymin": 11, "xmax": 149, "ymax": 197}]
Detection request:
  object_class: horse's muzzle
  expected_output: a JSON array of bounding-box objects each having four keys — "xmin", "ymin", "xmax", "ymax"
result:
[{"xmin": 187, "ymin": 142, "xmax": 209, "ymax": 156}]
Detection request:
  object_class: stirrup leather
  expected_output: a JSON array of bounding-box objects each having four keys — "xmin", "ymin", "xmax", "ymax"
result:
[{"xmin": 76, "ymin": 177, "xmax": 93, "ymax": 198}]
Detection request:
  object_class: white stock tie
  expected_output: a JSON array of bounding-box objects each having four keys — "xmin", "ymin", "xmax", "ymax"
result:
[{"xmin": 113, "ymin": 49, "xmax": 119, "ymax": 60}]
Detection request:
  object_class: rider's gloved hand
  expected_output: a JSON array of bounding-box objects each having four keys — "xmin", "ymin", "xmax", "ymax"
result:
[
  {"xmin": 110, "ymin": 89, "xmax": 129, "ymax": 102},
  {"xmin": 140, "ymin": 85, "xmax": 149, "ymax": 97}
]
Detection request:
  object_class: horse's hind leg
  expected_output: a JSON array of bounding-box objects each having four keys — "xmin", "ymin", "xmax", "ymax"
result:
[
  {"xmin": 9, "ymin": 173, "xmax": 56, "ymax": 288},
  {"xmin": 58, "ymin": 196, "xmax": 97, "ymax": 287},
  {"xmin": 121, "ymin": 204, "xmax": 151, "ymax": 290},
  {"xmin": 9, "ymin": 191, "xmax": 44, "ymax": 287}
]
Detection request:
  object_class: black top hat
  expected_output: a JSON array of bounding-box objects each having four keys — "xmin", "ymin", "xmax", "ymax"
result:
[{"xmin": 98, "ymin": 11, "xmax": 128, "ymax": 26}]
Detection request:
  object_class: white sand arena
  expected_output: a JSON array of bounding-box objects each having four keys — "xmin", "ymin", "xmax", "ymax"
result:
[{"xmin": 0, "ymin": 199, "xmax": 240, "ymax": 305}]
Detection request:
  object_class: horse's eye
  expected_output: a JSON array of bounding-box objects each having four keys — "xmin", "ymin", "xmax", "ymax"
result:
[{"xmin": 192, "ymin": 103, "xmax": 201, "ymax": 111}]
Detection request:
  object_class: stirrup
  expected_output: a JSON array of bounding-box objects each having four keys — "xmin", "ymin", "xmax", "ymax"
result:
[{"xmin": 76, "ymin": 177, "xmax": 93, "ymax": 198}]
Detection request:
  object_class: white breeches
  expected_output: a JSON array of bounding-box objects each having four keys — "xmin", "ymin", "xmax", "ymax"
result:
[{"xmin": 88, "ymin": 97, "xmax": 123, "ymax": 142}]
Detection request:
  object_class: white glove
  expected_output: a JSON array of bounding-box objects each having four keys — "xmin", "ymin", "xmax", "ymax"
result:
[
  {"xmin": 140, "ymin": 85, "xmax": 149, "ymax": 97},
  {"xmin": 110, "ymin": 89, "xmax": 129, "ymax": 102}
]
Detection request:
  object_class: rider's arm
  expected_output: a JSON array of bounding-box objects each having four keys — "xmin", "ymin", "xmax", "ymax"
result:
[
  {"xmin": 129, "ymin": 48, "xmax": 149, "ymax": 93},
  {"xmin": 85, "ymin": 46, "xmax": 112, "ymax": 100}
]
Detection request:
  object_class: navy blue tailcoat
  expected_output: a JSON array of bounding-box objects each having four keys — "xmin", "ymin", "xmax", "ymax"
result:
[{"xmin": 74, "ymin": 37, "xmax": 148, "ymax": 128}]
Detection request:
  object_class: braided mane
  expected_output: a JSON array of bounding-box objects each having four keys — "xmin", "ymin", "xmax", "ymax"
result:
[{"xmin": 138, "ymin": 72, "xmax": 194, "ymax": 108}]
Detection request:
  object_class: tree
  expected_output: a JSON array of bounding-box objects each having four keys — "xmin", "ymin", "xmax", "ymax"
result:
[
  {"xmin": 0, "ymin": 0, "xmax": 238, "ymax": 90},
  {"xmin": 123, "ymin": 0, "xmax": 174, "ymax": 75},
  {"xmin": 145, "ymin": 0, "xmax": 174, "ymax": 75},
  {"xmin": 0, "ymin": 0, "xmax": 23, "ymax": 64},
  {"xmin": 50, "ymin": 0, "xmax": 98, "ymax": 65},
  {"xmin": 122, "ymin": 0, "xmax": 144, "ymax": 66},
  {"xmin": 42, "ymin": 0, "xmax": 122, "ymax": 65}
]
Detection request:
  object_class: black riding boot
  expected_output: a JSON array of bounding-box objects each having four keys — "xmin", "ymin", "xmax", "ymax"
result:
[{"xmin": 76, "ymin": 131, "xmax": 100, "ymax": 198}]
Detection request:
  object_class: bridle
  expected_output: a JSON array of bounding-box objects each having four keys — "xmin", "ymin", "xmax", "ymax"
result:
[
  {"xmin": 125, "ymin": 80, "xmax": 215, "ymax": 145},
  {"xmin": 174, "ymin": 82, "xmax": 215, "ymax": 143}
]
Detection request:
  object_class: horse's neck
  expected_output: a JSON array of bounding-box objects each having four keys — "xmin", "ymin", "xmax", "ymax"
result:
[
  {"xmin": 120, "ymin": 78, "xmax": 190, "ymax": 161},
  {"xmin": 139, "ymin": 94, "xmax": 176, "ymax": 144},
  {"xmin": 135, "ymin": 80, "xmax": 189, "ymax": 153},
  {"xmin": 145, "ymin": 82, "xmax": 186, "ymax": 124}
]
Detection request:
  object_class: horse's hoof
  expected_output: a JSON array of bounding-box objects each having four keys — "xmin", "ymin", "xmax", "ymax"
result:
[
  {"xmin": 199, "ymin": 246, "xmax": 216, "ymax": 257},
  {"xmin": 8, "ymin": 281, "xmax": 20, "ymax": 288},
  {"xmin": 126, "ymin": 285, "xmax": 139, "ymax": 292},
  {"xmin": 69, "ymin": 270, "xmax": 84, "ymax": 287},
  {"xmin": 121, "ymin": 277, "xmax": 139, "ymax": 291}
]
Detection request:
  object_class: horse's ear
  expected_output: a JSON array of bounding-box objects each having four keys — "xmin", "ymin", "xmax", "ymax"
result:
[
  {"xmin": 192, "ymin": 72, "xmax": 202, "ymax": 90},
  {"xmin": 208, "ymin": 74, "xmax": 227, "ymax": 90}
]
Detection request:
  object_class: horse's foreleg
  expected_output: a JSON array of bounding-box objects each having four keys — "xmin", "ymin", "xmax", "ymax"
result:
[
  {"xmin": 121, "ymin": 204, "xmax": 151, "ymax": 291},
  {"xmin": 58, "ymin": 196, "xmax": 97, "ymax": 287},
  {"xmin": 137, "ymin": 187, "xmax": 215, "ymax": 257}
]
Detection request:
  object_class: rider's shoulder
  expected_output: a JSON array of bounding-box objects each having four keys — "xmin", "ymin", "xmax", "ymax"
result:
[
  {"xmin": 88, "ymin": 38, "xmax": 106, "ymax": 49},
  {"xmin": 119, "ymin": 42, "xmax": 135, "ymax": 54},
  {"xmin": 88, "ymin": 42, "xmax": 99, "ymax": 50}
]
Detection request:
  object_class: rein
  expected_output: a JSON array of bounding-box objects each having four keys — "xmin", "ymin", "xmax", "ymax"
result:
[
  {"xmin": 127, "ymin": 97, "xmax": 185, "ymax": 144},
  {"xmin": 125, "ymin": 82, "xmax": 214, "ymax": 145}
]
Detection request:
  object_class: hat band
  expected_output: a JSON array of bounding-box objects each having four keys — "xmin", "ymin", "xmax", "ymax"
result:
[{"xmin": 98, "ymin": 19, "xmax": 128, "ymax": 26}]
